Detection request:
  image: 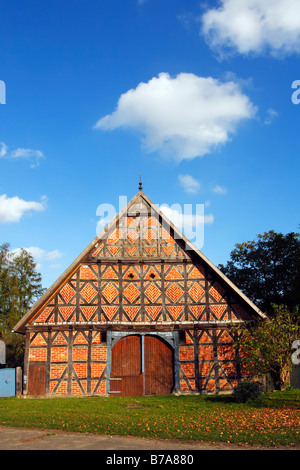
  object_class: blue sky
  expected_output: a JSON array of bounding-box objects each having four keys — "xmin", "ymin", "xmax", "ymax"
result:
[{"xmin": 0, "ymin": 0, "xmax": 299, "ymax": 288}]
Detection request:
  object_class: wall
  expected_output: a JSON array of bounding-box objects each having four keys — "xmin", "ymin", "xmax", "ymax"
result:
[
  {"xmin": 26, "ymin": 329, "xmax": 107, "ymax": 396},
  {"xmin": 25, "ymin": 325, "xmax": 241, "ymax": 396}
]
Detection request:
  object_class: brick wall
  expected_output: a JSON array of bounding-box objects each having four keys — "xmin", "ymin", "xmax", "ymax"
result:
[
  {"xmin": 27, "ymin": 325, "xmax": 242, "ymax": 395},
  {"xmin": 27, "ymin": 329, "xmax": 107, "ymax": 396},
  {"xmin": 179, "ymin": 329, "xmax": 240, "ymax": 393}
]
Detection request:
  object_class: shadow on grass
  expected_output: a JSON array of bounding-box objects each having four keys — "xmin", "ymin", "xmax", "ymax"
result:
[
  {"xmin": 203, "ymin": 394, "xmax": 266, "ymax": 408},
  {"xmin": 204, "ymin": 394, "xmax": 236, "ymax": 404},
  {"xmin": 205, "ymin": 390, "xmax": 300, "ymax": 409}
]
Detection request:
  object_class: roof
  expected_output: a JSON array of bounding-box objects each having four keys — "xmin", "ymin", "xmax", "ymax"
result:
[{"xmin": 13, "ymin": 190, "xmax": 266, "ymax": 333}]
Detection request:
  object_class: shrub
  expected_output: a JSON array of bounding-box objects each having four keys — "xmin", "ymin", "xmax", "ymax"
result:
[{"xmin": 234, "ymin": 380, "xmax": 262, "ymax": 403}]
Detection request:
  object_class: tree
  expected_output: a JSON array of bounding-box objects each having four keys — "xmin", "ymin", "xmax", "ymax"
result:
[
  {"xmin": 11, "ymin": 248, "xmax": 45, "ymax": 322},
  {"xmin": 0, "ymin": 243, "xmax": 46, "ymax": 367},
  {"xmin": 0, "ymin": 243, "xmax": 17, "ymax": 335},
  {"xmin": 233, "ymin": 305, "xmax": 300, "ymax": 390},
  {"xmin": 219, "ymin": 231, "xmax": 300, "ymax": 314}
]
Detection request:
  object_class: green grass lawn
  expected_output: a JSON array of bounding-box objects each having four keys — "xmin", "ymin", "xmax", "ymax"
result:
[{"xmin": 0, "ymin": 391, "xmax": 299, "ymax": 447}]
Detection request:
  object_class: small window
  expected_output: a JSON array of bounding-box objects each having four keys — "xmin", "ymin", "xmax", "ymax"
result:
[
  {"xmin": 101, "ymin": 331, "xmax": 107, "ymax": 343},
  {"xmin": 150, "ymin": 273, "xmax": 156, "ymax": 279},
  {"xmin": 128, "ymin": 273, "xmax": 135, "ymax": 279}
]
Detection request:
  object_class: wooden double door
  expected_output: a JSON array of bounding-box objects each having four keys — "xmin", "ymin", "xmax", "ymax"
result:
[{"xmin": 110, "ymin": 335, "xmax": 174, "ymax": 396}]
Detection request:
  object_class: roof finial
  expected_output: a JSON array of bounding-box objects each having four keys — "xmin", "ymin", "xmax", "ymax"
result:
[{"xmin": 139, "ymin": 173, "xmax": 143, "ymax": 191}]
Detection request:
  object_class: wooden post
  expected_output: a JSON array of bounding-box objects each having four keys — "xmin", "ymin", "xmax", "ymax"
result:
[
  {"xmin": 16, "ymin": 367, "xmax": 22, "ymax": 396},
  {"xmin": 0, "ymin": 340, "xmax": 5, "ymax": 365},
  {"xmin": 23, "ymin": 330, "xmax": 30, "ymax": 395}
]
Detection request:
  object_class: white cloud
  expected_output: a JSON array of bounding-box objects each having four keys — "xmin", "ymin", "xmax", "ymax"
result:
[
  {"xmin": 0, "ymin": 194, "xmax": 46, "ymax": 223},
  {"xmin": 94, "ymin": 72, "xmax": 256, "ymax": 161},
  {"xmin": 0, "ymin": 141, "xmax": 45, "ymax": 167},
  {"xmin": 213, "ymin": 185, "xmax": 227, "ymax": 194},
  {"xmin": 201, "ymin": 0, "xmax": 300, "ymax": 58},
  {"xmin": 22, "ymin": 246, "xmax": 46, "ymax": 261},
  {"xmin": 178, "ymin": 174, "xmax": 200, "ymax": 194},
  {"xmin": 264, "ymin": 108, "xmax": 278, "ymax": 125},
  {"xmin": 0, "ymin": 142, "xmax": 8, "ymax": 157},
  {"xmin": 11, "ymin": 246, "xmax": 62, "ymax": 271},
  {"xmin": 46, "ymin": 249, "xmax": 62, "ymax": 261}
]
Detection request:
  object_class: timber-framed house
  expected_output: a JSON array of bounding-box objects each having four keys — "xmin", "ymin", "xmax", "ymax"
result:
[{"xmin": 13, "ymin": 189, "xmax": 266, "ymax": 396}]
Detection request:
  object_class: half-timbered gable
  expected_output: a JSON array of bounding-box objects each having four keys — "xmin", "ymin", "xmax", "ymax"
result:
[{"xmin": 14, "ymin": 190, "xmax": 266, "ymax": 397}]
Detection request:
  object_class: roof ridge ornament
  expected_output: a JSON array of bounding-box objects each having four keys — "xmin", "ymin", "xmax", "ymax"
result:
[{"xmin": 139, "ymin": 173, "xmax": 143, "ymax": 191}]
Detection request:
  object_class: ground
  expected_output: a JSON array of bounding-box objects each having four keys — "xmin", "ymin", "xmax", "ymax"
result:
[{"xmin": 0, "ymin": 425, "xmax": 298, "ymax": 450}]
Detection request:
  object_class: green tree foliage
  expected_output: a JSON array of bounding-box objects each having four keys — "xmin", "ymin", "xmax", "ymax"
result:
[
  {"xmin": 0, "ymin": 243, "xmax": 46, "ymax": 367},
  {"xmin": 233, "ymin": 305, "xmax": 300, "ymax": 390},
  {"xmin": 219, "ymin": 231, "xmax": 300, "ymax": 314}
]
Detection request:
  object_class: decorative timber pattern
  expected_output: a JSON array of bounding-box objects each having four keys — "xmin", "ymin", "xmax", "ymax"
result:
[
  {"xmin": 31, "ymin": 262, "xmax": 251, "ymax": 326},
  {"xmin": 31, "ymin": 210, "xmax": 252, "ymax": 327},
  {"xmin": 27, "ymin": 329, "xmax": 107, "ymax": 396},
  {"xmin": 18, "ymin": 193, "xmax": 261, "ymax": 397},
  {"xmin": 179, "ymin": 329, "xmax": 242, "ymax": 393}
]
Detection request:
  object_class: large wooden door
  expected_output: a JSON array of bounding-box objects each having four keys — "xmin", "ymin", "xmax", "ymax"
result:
[
  {"xmin": 27, "ymin": 364, "xmax": 46, "ymax": 396},
  {"xmin": 110, "ymin": 335, "xmax": 174, "ymax": 396},
  {"xmin": 144, "ymin": 335, "xmax": 174, "ymax": 395},
  {"xmin": 110, "ymin": 335, "xmax": 143, "ymax": 396}
]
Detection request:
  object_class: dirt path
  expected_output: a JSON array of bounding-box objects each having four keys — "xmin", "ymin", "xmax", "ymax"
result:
[{"xmin": 0, "ymin": 425, "xmax": 298, "ymax": 451}]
